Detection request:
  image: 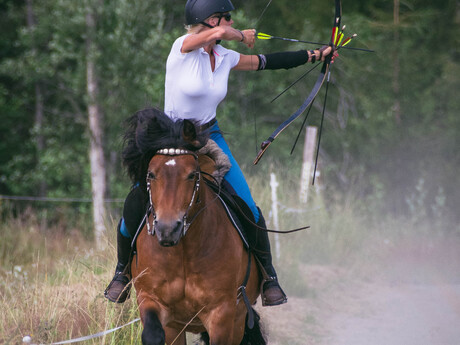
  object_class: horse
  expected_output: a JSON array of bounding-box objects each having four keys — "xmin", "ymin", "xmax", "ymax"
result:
[{"xmin": 124, "ymin": 108, "xmax": 265, "ymax": 345}]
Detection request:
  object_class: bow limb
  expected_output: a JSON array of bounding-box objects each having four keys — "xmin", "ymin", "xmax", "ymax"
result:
[
  {"xmin": 253, "ymin": 60, "xmax": 329, "ymax": 165},
  {"xmin": 252, "ymin": 0, "xmax": 341, "ymax": 165}
]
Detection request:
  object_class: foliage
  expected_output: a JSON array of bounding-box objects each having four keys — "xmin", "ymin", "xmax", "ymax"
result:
[{"xmin": 0, "ymin": 0, "xmax": 459, "ymax": 230}]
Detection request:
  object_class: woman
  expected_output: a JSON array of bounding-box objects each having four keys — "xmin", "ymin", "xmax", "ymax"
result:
[{"xmin": 105, "ymin": 0, "xmax": 335, "ymax": 307}]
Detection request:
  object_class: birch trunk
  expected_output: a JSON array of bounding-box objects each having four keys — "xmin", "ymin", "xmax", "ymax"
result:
[{"xmin": 86, "ymin": 5, "xmax": 107, "ymax": 247}]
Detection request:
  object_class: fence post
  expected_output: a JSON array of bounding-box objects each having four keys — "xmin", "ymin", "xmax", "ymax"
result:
[
  {"xmin": 270, "ymin": 173, "xmax": 281, "ymax": 261},
  {"xmin": 299, "ymin": 126, "xmax": 318, "ymax": 203}
]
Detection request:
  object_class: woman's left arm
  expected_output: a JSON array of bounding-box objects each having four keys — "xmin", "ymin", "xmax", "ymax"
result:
[
  {"xmin": 234, "ymin": 46, "xmax": 337, "ymax": 71},
  {"xmin": 234, "ymin": 54, "xmax": 260, "ymax": 71}
]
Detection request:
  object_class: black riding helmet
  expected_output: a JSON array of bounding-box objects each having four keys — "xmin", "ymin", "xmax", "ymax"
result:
[{"xmin": 185, "ymin": 0, "xmax": 235, "ymax": 25}]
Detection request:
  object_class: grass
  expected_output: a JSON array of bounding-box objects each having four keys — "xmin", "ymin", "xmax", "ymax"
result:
[
  {"xmin": 0, "ymin": 215, "xmax": 143, "ymax": 345},
  {"xmin": 1, "ymin": 180, "xmax": 458, "ymax": 344}
]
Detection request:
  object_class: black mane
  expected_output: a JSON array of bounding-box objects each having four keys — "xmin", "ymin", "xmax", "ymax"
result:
[{"xmin": 122, "ymin": 107, "xmax": 208, "ymax": 185}]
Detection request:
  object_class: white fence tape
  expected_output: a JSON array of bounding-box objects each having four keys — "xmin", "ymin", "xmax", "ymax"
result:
[{"xmin": 23, "ymin": 318, "xmax": 140, "ymax": 345}]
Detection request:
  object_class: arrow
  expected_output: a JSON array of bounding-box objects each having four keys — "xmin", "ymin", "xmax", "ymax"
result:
[
  {"xmin": 336, "ymin": 25, "xmax": 346, "ymax": 46},
  {"xmin": 256, "ymin": 31, "xmax": 374, "ymax": 52}
]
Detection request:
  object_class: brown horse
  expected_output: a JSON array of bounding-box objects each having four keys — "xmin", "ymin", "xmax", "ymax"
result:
[{"xmin": 130, "ymin": 120, "xmax": 264, "ymax": 345}]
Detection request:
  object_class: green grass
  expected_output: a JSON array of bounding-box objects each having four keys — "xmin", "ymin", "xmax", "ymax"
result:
[
  {"xmin": 1, "ymin": 180, "xmax": 458, "ymax": 344},
  {"xmin": 0, "ymin": 216, "xmax": 143, "ymax": 345}
]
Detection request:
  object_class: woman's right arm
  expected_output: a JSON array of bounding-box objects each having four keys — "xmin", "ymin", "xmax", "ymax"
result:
[{"xmin": 181, "ymin": 27, "xmax": 255, "ymax": 53}]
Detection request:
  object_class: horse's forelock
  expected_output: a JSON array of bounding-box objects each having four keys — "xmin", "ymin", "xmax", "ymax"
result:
[{"xmin": 122, "ymin": 107, "xmax": 209, "ymax": 183}]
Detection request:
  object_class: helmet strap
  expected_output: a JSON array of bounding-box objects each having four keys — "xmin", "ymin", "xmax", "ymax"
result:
[
  {"xmin": 200, "ymin": 21, "xmax": 215, "ymax": 29},
  {"xmin": 199, "ymin": 21, "xmax": 221, "ymax": 45}
]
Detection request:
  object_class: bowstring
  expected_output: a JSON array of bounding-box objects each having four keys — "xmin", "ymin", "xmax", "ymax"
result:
[
  {"xmin": 252, "ymin": 0, "xmax": 273, "ymax": 154},
  {"xmin": 253, "ymin": 0, "xmax": 273, "ymax": 28}
]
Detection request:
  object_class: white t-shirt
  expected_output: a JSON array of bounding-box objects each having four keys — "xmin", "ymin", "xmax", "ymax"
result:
[{"xmin": 164, "ymin": 34, "xmax": 240, "ymax": 125}]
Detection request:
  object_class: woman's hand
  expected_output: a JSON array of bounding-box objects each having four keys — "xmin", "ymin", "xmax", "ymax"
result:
[
  {"xmin": 239, "ymin": 29, "xmax": 256, "ymax": 48},
  {"xmin": 318, "ymin": 45, "xmax": 339, "ymax": 63}
]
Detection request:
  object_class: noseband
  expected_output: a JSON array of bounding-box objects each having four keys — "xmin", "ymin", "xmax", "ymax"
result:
[{"xmin": 146, "ymin": 148, "xmax": 201, "ymax": 237}]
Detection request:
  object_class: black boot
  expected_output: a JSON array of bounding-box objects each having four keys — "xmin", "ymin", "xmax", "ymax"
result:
[
  {"xmin": 252, "ymin": 208, "xmax": 287, "ymax": 307},
  {"xmin": 104, "ymin": 219, "xmax": 132, "ymax": 303},
  {"xmin": 105, "ymin": 185, "xmax": 148, "ymax": 303}
]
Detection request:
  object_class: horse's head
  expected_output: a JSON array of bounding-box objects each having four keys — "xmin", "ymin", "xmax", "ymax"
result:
[
  {"xmin": 122, "ymin": 108, "xmax": 209, "ymax": 246},
  {"xmin": 146, "ymin": 148, "xmax": 201, "ymax": 247}
]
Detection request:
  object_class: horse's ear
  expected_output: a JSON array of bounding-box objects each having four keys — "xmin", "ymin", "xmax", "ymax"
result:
[{"xmin": 182, "ymin": 120, "xmax": 199, "ymax": 145}]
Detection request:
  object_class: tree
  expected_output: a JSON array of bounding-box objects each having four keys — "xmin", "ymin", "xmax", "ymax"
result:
[{"xmin": 86, "ymin": 1, "xmax": 106, "ymax": 247}]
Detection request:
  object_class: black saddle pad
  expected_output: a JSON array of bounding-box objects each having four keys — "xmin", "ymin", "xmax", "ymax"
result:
[{"xmin": 204, "ymin": 178, "xmax": 255, "ymax": 249}]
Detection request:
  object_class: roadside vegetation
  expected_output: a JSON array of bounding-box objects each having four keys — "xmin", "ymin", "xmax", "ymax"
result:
[{"xmin": 1, "ymin": 178, "xmax": 457, "ymax": 345}]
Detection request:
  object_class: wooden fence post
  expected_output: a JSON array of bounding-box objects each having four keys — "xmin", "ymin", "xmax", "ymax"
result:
[
  {"xmin": 299, "ymin": 126, "xmax": 318, "ymax": 203},
  {"xmin": 270, "ymin": 173, "xmax": 281, "ymax": 261}
]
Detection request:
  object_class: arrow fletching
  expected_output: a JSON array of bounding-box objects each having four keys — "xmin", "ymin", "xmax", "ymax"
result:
[
  {"xmin": 341, "ymin": 33, "xmax": 357, "ymax": 47},
  {"xmin": 336, "ymin": 25, "xmax": 346, "ymax": 46},
  {"xmin": 256, "ymin": 32, "xmax": 273, "ymax": 40}
]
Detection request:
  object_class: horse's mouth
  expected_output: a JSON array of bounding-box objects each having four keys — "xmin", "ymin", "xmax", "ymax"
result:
[{"xmin": 159, "ymin": 239, "xmax": 178, "ymax": 247}]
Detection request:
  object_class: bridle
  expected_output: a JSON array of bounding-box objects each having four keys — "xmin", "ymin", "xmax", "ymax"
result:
[{"xmin": 145, "ymin": 148, "xmax": 201, "ymax": 237}]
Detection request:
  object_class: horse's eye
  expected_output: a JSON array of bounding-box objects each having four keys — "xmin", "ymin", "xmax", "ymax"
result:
[
  {"xmin": 147, "ymin": 172, "xmax": 156, "ymax": 180},
  {"xmin": 187, "ymin": 172, "xmax": 197, "ymax": 180}
]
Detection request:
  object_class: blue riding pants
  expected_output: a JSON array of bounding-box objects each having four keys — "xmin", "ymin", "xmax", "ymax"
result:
[{"xmin": 210, "ymin": 121, "xmax": 260, "ymax": 223}]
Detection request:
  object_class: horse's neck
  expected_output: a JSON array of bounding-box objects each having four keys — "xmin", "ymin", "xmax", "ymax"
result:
[{"xmin": 184, "ymin": 186, "xmax": 234, "ymax": 257}]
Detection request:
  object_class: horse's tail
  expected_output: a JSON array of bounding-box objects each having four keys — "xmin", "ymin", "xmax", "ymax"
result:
[{"xmin": 199, "ymin": 308, "xmax": 266, "ymax": 345}]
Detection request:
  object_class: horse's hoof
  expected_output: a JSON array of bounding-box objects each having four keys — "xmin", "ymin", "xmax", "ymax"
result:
[{"xmin": 104, "ymin": 273, "xmax": 131, "ymax": 303}]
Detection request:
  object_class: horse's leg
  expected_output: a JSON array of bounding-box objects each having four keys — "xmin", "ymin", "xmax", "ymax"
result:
[
  {"xmin": 203, "ymin": 303, "xmax": 238, "ymax": 345},
  {"xmin": 164, "ymin": 326, "xmax": 186, "ymax": 345},
  {"xmin": 141, "ymin": 307, "xmax": 165, "ymax": 345}
]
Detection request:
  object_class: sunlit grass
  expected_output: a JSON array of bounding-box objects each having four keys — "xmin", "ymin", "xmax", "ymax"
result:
[
  {"xmin": 1, "ymin": 177, "xmax": 458, "ymax": 344},
  {"xmin": 0, "ymin": 216, "xmax": 143, "ymax": 344}
]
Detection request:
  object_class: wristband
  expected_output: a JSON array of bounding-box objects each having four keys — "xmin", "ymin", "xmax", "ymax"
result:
[
  {"xmin": 310, "ymin": 50, "xmax": 316, "ymax": 63},
  {"xmin": 238, "ymin": 30, "xmax": 245, "ymax": 42}
]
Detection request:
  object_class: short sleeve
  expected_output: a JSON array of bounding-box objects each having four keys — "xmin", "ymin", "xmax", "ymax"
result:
[
  {"xmin": 170, "ymin": 35, "xmax": 190, "ymax": 58},
  {"xmin": 227, "ymin": 49, "xmax": 240, "ymax": 69}
]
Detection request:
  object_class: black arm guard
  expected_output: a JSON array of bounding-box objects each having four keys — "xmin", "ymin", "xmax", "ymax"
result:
[{"xmin": 257, "ymin": 50, "xmax": 309, "ymax": 70}]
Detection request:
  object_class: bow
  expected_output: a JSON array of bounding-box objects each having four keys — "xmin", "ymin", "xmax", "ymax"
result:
[{"xmin": 253, "ymin": 0, "xmax": 342, "ymax": 165}]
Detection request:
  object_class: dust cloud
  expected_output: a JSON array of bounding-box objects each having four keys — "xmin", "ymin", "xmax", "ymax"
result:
[{"xmin": 257, "ymin": 234, "xmax": 460, "ymax": 345}]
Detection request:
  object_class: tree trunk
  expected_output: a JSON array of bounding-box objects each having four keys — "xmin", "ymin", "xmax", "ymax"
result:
[
  {"xmin": 86, "ymin": 5, "xmax": 107, "ymax": 247},
  {"xmin": 26, "ymin": 0, "xmax": 47, "ymax": 196}
]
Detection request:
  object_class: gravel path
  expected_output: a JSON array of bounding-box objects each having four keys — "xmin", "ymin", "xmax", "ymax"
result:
[
  {"xmin": 326, "ymin": 282, "xmax": 460, "ymax": 345},
  {"xmin": 259, "ymin": 235, "xmax": 460, "ymax": 345}
]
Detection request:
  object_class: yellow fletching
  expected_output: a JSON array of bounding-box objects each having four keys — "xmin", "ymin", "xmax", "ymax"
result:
[
  {"xmin": 256, "ymin": 32, "xmax": 272, "ymax": 40},
  {"xmin": 336, "ymin": 32, "xmax": 344, "ymax": 46},
  {"xmin": 333, "ymin": 22, "xmax": 339, "ymax": 45},
  {"xmin": 341, "ymin": 34, "xmax": 357, "ymax": 47}
]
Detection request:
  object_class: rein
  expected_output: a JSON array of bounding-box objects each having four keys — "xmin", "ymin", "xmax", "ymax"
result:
[
  {"xmin": 145, "ymin": 148, "xmax": 201, "ymax": 238},
  {"xmin": 202, "ymin": 177, "xmax": 310, "ymax": 235}
]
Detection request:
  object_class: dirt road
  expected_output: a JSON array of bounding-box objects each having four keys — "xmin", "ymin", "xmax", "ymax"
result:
[
  {"xmin": 258, "ymin": 236, "xmax": 460, "ymax": 345},
  {"xmin": 326, "ymin": 282, "xmax": 460, "ymax": 345}
]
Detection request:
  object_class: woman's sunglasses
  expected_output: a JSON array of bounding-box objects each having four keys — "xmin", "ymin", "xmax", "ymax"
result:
[{"xmin": 215, "ymin": 13, "xmax": 232, "ymax": 22}]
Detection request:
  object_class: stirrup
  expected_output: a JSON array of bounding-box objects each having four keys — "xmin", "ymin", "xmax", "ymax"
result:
[
  {"xmin": 261, "ymin": 276, "xmax": 288, "ymax": 307},
  {"xmin": 104, "ymin": 272, "xmax": 131, "ymax": 303}
]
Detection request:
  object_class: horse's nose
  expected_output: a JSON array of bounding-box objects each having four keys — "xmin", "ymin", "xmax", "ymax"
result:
[{"xmin": 154, "ymin": 219, "xmax": 183, "ymax": 247}]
